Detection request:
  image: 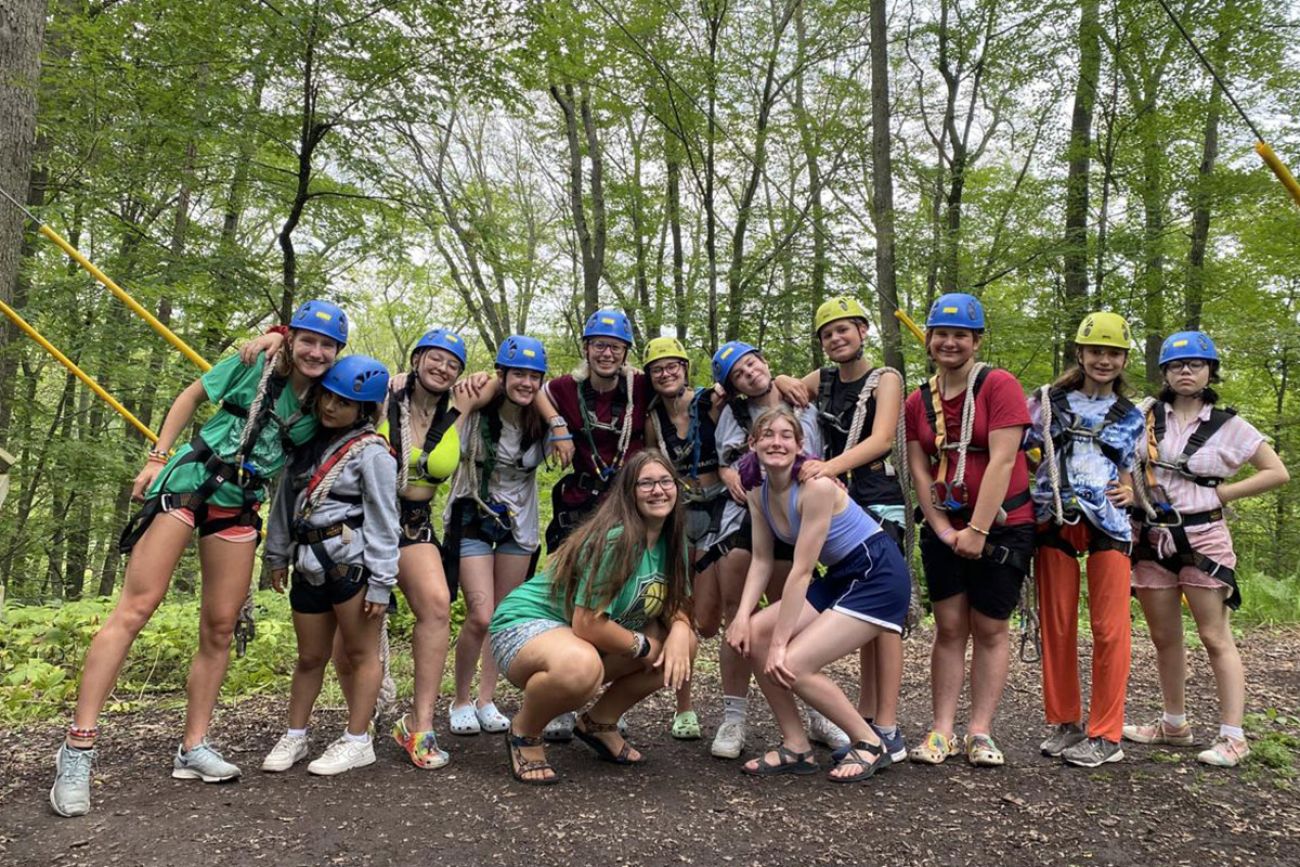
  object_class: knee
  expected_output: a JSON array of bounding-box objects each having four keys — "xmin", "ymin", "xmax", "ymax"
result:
[
  {"xmin": 296, "ymin": 649, "xmax": 330, "ymax": 672},
  {"xmin": 413, "ymin": 588, "xmax": 451, "ymax": 627},
  {"xmin": 555, "ymin": 645, "xmax": 604, "ymax": 694},
  {"xmin": 111, "ymin": 594, "xmax": 165, "ymax": 636},
  {"xmin": 1197, "ymin": 624, "xmax": 1235, "ymax": 659},
  {"xmin": 970, "ymin": 617, "xmax": 1009, "ymax": 648},
  {"xmin": 934, "ymin": 618, "xmax": 969, "ymax": 646},
  {"xmin": 199, "ymin": 614, "xmax": 237, "ymax": 650},
  {"xmin": 1149, "ymin": 622, "xmax": 1184, "ymax": 653},
  {"xmin": 463, "ymin": 604, "xmax": 492, "ymax": 636}
]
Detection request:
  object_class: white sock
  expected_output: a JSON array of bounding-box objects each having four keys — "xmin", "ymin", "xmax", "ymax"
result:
[
  {"xmin": 1162, "ymin": 712, "xmax": 1187, "ymax": 728},
  {"xmin": 722, "ymin": 695, "xmax": 747, "ymax": 725},
  {"xmin": 1219, "ymin": 723, "xmax": 1244, "ymax": 742},
  {"xmin": 343, "ymin": 729, "xmax": 371, "ymax": 744},
  {"xmin": 286, "ymin": 727, "xmax": 307, "ymax": 739}
]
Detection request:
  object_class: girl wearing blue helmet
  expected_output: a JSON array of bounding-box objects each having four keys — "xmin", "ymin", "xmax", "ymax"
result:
[
  {"xmin": 260, "ymin": 356, "xmax": 400, "ymax": 777},
  {"xmin": 1124, "ymin": 331, "xmax": 1289, "ymax": 768},
  {"xmin": 52, "ymin": 301, "xmax": 346, "ymax": 817},
  {"xmin": 444, "ymin": 336, "xmax": 553, "ymax": 737}
]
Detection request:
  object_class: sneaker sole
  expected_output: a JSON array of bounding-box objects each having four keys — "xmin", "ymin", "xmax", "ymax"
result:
[
  {"xmin": 172, "ymin": 768, "xmax": 240, "ymax": 783},
  {"xmin": 49, "ymin": 788, "xmax": 88, "ymax": 818},
  {"xmin": 260, "ymin": 754, "xmax": 307, "ymax": 773},
  {"xmin": 308, "ymin": 754, "xmax": 376, "ymax": 776},
  {"xmin": 1064, "ymin": 747, "xmax": 1125, "ymax": 768},
  {"xmin": 711, "ymin": 743, "xmax": 743, "ymax": 759},
  {"xmin": 1122, "ymin": 729, "xmax": 1194, "ymax": 746}
]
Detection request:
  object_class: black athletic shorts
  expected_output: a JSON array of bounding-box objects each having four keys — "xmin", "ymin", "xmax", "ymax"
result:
[
  {"xmin": 289, "ymin": 569, "xmax": 367, "ymax": 615},
  {"xmin": 919, "ymin": 523, "xmax": 1034, "ymax": 621},
  {"xmin": 730, "ymin": 511, "xmax": 796, "ymax": 561}
]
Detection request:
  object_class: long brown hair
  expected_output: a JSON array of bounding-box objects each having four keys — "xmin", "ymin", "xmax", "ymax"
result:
[
  {"xmin": 548, "ymin": 451, "xmax": 691, "ymax": 625},
  {"xmin": 1051, "ymin": 349, "xmax": 1135, "ymax": 397}
]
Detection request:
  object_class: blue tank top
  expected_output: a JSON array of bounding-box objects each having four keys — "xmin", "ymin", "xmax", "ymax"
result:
[{"xmin": 760, "ymin": 478, "xmax": 881, "ymax": 566}]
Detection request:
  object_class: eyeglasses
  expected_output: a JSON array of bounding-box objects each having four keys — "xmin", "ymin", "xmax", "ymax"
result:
[
  {"xmin": 423, "ymin": 354, "xmax": 462, "ymax": 374},
  {"xmin": 635, "ymin": 477, "xmax": 677, "ymax": 493},
  {"xmin": 588, "ymin": 340, "xmax": 626, "ymax": 357},
  {"xmin": 1167, "ymin": 359, "xmax": 1208, "ymax": 373},
  {"xmin": 648, "ymin": 360, "xmax": 684, "ymax": 378}
]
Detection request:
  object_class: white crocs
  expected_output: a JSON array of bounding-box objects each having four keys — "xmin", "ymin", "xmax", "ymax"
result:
[
  {"xmin": 449, "ymin": 702, "xmax": 481, "ymax": 736},
  {"xmin": 475, "ymin": 702, "xmax": 510, "ymax": 734}
]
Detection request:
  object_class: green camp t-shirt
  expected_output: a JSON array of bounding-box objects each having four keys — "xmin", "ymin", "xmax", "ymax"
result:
[
  {"xmin": 147, "ymin": 354, "xmax": 318, "ymax": 508},
  {"xmin": 489, "ymin": 529, "xmax": 668, "ymax": 633}
]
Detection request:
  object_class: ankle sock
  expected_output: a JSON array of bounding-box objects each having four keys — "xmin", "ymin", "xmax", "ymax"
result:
[
  {"xmin": 287, "ymin": 728, "xmax": 307, "ymax": 739},
  {"xmin": 1162, "ymin": 712, "xmax": 1187, "ymax": 728},
  {"xmin": 722, "ymin": 695, "xmax": 747, "ymax": 725},
  {"xmin": 343, "ymin": 729, "xmax": 371, "ymax": 744},
  {"xmin": 1219, "ymin": 723, "xmax": 1244, "ymax": 741},
  {"xmin": 875, "ymin": 724, "xmax": 898, "ymax": 738}
]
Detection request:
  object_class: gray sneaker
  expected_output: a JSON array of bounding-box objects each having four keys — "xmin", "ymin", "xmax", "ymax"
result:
[
  {"xmin": 1040, "ymin": 723, "xmax": 1087, "ymax": 757},
  {"xmin": 172, "ymin": 740, "xmax": 241, "ymax": 782},
  {"xmin": 710, "ymin": 719, "xmax": 747, "ymax": 759},
  {"xmin": 50, "ymin": 743, "xmax": 94, "ymax": 817},
  {"xmin": 1062, "ymin": 736, "xmax": 1124, "ymax": 768},
  {"xmin": 543, "ymin": 712, "xmax": 577, "ymax": 743}
]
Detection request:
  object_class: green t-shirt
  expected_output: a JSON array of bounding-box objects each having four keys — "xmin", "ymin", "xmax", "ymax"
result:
[
  {"xmin": 489, "ymin": 529, "xmax": 668, "ymax": 633},
  {"xmin": 148, "ymin": 354, "xmax": 318, "ymax": 508}
]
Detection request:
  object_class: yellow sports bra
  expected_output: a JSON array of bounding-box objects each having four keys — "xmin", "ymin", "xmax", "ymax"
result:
[{"xmin": 377, "ymin": 419, "xmax": 461, "ymax": 487}]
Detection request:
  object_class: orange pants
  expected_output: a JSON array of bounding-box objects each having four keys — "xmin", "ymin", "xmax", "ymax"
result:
[{"xmin": 1035, "ymin": 521, "xmax": 1131, "ymax": 743}]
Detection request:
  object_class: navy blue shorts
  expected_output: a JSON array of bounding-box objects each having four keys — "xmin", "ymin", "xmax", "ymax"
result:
[
  {"xmin": 289, "ymin": 569, "xmax": 366, "ymax": 615},
  {"xmin": 804, "ymin": 532, "xmax": 911, "ymax": 633}
]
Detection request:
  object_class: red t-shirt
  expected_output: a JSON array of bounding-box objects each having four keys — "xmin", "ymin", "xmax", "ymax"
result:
[
  {"xmin": 904, "ymin": 367, "xmax": 1033, "ymax": 527},
  {"xmin": 545, "ymin": 372, "xmax": 651, "ymax": 507}
]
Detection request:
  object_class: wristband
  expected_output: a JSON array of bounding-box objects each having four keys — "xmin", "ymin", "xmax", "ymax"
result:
[
  {"xmin": 548, "ymin": 434, "xmax": 574, "ymax": 443},
  {"xmin": 147, "ymin": 447, "xmax": 171, "ymax": 464},
  {"xmin": 968, "ymin": 523, "xmax": 990, "ymax": 536},
  {"xmin": 938, "ymin": 527, "xmax": 957, "ymax": 542},
  {"xmin": 548, "ymin": 415, "xmax": 568, "ymax": 430},
  {"xmin": 631, "ymin": 631, "xmax": 651, "ymax": 658},
  {"xmin": 268, "ymin": 324, "xmax": 289, "ymax": 336}
]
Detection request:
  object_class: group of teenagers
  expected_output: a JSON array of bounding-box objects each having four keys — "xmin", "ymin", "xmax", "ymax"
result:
[{"xmin": 48, "ymin": 289, "xmax": 1288, "ymax": 813}]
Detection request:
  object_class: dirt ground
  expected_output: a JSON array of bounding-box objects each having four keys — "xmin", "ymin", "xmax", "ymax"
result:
[{"xmin": 3, "ymin": 625, "xmax": 1298, "ymax": 867}]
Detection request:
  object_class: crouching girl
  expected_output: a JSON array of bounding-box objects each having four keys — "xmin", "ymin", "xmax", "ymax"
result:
[
  {"xmin": 488, "ymin": 451, "xmax": 697, "ymax": 784},
  {"xmin": 261, "ymin": 356, "xmax": 400, "ymax": 776}
]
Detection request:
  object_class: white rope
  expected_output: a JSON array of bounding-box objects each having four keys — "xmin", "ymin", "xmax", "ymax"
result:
[
  {"xmin": 949, "ymin": 361, "xmax": 988, "ymax": 488},
  {"xmin": 613, "ymin": 365, "xmax": 636, "ymax": 462},
  {"xmin": 1039, "ymin": 385, "xmax": 1067, "ymax": 525},
  {"xmin": 396, "ymin": 387, "xmax": 414, "ymax": 492},
  {"xmin": 375, "ymin": 614, "xmax": 396, "ymax": 721},
  {"xmin": 1129, "ymin": 396, "xmax": 1161, "ymax": 520},
  {"xmin": 234, "ymin": 357, "xmax": 277, "ymax": 466}
]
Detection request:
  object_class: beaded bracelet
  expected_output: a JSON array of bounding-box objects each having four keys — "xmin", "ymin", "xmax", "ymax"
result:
[{"xmin": 68, "ymin": 724, "xmax": 99, "ymax": 741}]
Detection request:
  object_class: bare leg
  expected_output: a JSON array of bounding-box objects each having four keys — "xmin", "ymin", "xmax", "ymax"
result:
[
  {"xmin": 504, "ymin": 629, "xmax": 604, "ymax": 782},
  {"xmin": 717, "ymin": 548, "xmax": 754, "ymax": 700},
  {"xmin": 967, "ymin": 609, "xmax": 1012, "ymax": 736},
  {"xmin": 397, "ymin": 542, "xmax": 451, "ymax": 731},
  {"xmin": 182, "ymin": 535, "xmax": 256, "ymax": 749},
  {"xmin": 872, "ymin": 633, "xmax": 903, "ymax": 729},
  {"xmin": 70, "ymin": 515, "xmax": 192, "ymax": 742},
  {"xmin": 476, "ymin": 552, "xmax": 532, "ymax": 706},
  {"xmin": 452, "ymin": 555, "xmax": 495, "ymax": 708},
  {"xmin": 928, "ymin": 595, "xmax": 971, "ymax": 736},
  {"xmin": 1135, "ymin": 587, "xmax": 1187, "ymax": 716},
  {"xmin": 287, "ymin": 611, "xmax": 337, "ymax": 730},
  {"xmin": 1185, "ymin": 586, "xmax": 1244, "ymax": 727},
  {"xmin": 333, "ymin": 593, "xmax": 384, "ymax": 735}
]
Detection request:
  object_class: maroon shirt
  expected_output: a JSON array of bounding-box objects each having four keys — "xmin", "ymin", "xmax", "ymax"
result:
[{"xmin": 545, "ymin": 372, "xmax": 651, "ymax": 507}]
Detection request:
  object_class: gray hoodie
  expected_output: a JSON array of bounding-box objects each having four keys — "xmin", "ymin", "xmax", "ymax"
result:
[{"xmin": 264, "ymin": 426, "xmax": 401, "ymax": 605}]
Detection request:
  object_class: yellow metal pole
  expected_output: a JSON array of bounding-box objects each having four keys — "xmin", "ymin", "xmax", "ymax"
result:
[
  {"xmin": 0, "ymin": 186, "xmax": 210, "ymax": 372},
  {"xmin": 36, "ymin": 225, "xmax": 211, "ymax": 372},
  {"xmin": 1255, "ymin": 142, "xmax": 1300, "ymax": 211},
  {"xmin": 0, "ymin": 298, "xmax": 159, "ymax": 444},
  {"xmin": 894, "ymin": 308, "xmax": 927, "ymax": 345}
]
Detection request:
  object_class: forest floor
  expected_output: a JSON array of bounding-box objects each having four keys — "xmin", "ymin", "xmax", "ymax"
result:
[{"xmin": 3, "ymin": 625, "xmax": 1299, "ymax": 867}]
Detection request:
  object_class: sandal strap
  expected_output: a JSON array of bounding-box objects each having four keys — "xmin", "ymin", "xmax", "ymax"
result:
[
  {"xmin": 775, "ymin": 744, "xmax": 814, "ymax": 765},
  {"xmin": 515, "ymin": 757, "xmax": 554, "ymax": 775},
  {"xmin": 509, "ymin": 732, "xmax": 544, "ymax": 748},
  {"xmin": 841, "ymin": 740, "xmax": 884, "ymax": 767},
  {"xmin": 579, "ymin": 712, "xmax": 620, "ymax": 734}
]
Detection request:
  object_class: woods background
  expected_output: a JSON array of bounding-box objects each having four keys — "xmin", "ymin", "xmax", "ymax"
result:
[{"xmin": 1, "ymin": 0, "xmax": 1298, "ymax": 606}]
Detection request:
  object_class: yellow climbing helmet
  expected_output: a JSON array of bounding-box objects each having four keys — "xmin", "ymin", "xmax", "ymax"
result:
[
  {"xmin": 644, "ymin": 336, "xmax": 690, "ymax": 367},
  {"xmin": 814, "ymin": 296, "xmax": 870, "ymax": 334},
  {"xmin": 1075, "ymin": 311, "xmax": 1132, "ymax": 350}
]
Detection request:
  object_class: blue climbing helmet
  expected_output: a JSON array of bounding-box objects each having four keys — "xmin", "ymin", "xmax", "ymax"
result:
[
  {"xmin": 1159, "ymin": 330, "xmax": 1219, "ymax": 367},
  {"xmin": 925, "ymin": 292, "xmax": 985, "ymax": 331},
  {"xmin": 321, "ymin": 355, "xmax": 390, "ymax": 404},
  {"xmin": 411, "ymin": 327, "xmax": 467, "ymax": 368},
  {"xmin": 289, "ymin": 300, "xmax": 349, "ymax": 346},
  {"xmin": 712, "ymin": 340, "xmax": 760, "ymax": 386},
  {"xmin": 495, "ymin": 334, "xmax": 548, "ymax": 374},
  {"xmin": 582, "ymin": 308, "xmax": 633, "ymax": 345}
]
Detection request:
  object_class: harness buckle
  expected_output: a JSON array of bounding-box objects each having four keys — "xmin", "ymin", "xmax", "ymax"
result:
[
  {"xmin": 158, "ymin": 493, "xmax": 180, "ymax": 513},
  {"xmin": 931, "ymin": 480, "xmax": 969, "ymax": 512},
  {"xmin": 1144, "ymin": 486, "xmax": 1182, "ymax": 527}
]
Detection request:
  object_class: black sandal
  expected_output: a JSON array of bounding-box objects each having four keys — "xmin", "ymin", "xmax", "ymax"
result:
[
  {"xmin": 505, "ymin": 730, "xmax": 559, "ymax": 785},
  {"xmin": 573, "ymin": 713, "xmax": 643, "ymax": 765},
  {"xmin": 829, "ymin": 739, "xmax": 890, "ymax": 784},
  {"xmin": 741, "ymin": 744, "xmax": 820, "ymax": 776}
]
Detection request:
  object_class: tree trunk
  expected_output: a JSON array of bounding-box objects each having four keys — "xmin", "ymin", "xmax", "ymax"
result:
[
  {"xmin": 1185, "ymin": 78, "xmax": 1221, "ymax": 331},
  {"xmin": 666, "ymin": 150, "xmax": 686, "ymax": 340},
  {"xmin": 0, "ymin": 0, "xmax": 48, "ymax": 445},
  {"xmin": 550, "ymin": 83, "xmax": 605, "ymax": 318},
  {"xmin": 870, "ymin": 0, "xmax": 904, "ymax": 372},
  {"xmin": 1062, "ymin": 0, "xmax": 1100, "ymax": 361},
  {"xmin": 703, "ymin": 1, "xmax": 726, "ymax": 354},
  {"xmin": 794, "ymin": 3, "xmax": 826, "ymax": 366}
]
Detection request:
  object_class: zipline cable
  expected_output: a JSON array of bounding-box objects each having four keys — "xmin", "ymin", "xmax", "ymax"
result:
[
  {"xmin": 0, "ymin": 185, "xmax": 212, "ymax": 371},
  {"xmin": 1154, "ymin": 0, "xmax": 1300, "ymax": 209}
]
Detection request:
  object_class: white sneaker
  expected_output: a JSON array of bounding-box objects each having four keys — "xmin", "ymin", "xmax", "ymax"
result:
[
  {"xmin": 711, "ymin": 719, "xmax": 747, "ymax": 759},
  {"xmin": 307, "ymin": 736, "xmax": 376, "ymax": 776},
  {"xmin": 449, "ymin": 703, "xmax": 481, "ymax": 736},
  {"xmin": 475, "ymin": 702, "xmax": 510, "ymax": 734},
  {"xmin": 261, "ymin": 733, "xmax": 310, "ymax": 772},
  {"xmin": 807, "ymin": 709, "xmax": 851, "ymax": 750}
]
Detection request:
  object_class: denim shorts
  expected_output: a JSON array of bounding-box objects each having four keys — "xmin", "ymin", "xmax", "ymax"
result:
[
  {"xmin": 489, "ymin": 618, "xmax": 566, "ymax": 676},
  {"xmin": 460, "ymin": 535, "xmax": 533, "ymax": 558}
]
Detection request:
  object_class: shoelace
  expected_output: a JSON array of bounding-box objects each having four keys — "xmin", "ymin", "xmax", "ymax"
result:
[{"xmin": 62, "ymin": 748, "xmax": 93, "ymax": 782}]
